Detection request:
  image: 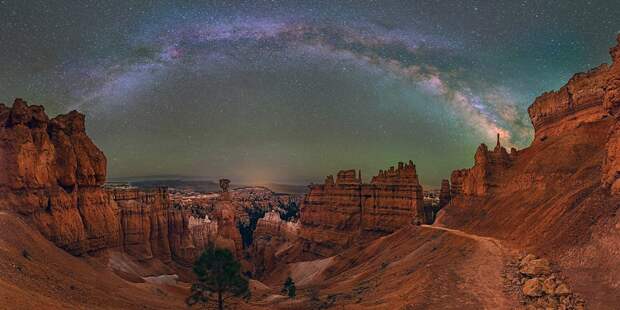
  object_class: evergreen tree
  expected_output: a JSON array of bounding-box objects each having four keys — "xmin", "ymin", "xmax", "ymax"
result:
[
  {"xmin": 187, "ymin": 245, "xmax": 249, "ymax": 310},
  {"xmin": 281, "ymin": 276, "xmax": 296, "ymax": 298}
]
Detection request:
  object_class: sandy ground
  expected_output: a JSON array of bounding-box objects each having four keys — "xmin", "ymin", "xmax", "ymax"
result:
[
  {"xmin": 0, "ymin": 211, "xmax": 189, "ymax": 310},
  {"xmin": 422, "ymin": 225, "xmax": 518, "ymax": 309}
]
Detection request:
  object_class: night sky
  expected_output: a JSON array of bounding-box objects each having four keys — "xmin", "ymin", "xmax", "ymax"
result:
[{"xmin": 2, "ymin": 1, "xmax": 619, "ymax": 186}]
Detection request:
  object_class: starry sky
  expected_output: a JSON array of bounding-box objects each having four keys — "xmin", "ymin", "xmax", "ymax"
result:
[{"xmin": 1, "ymin": 1, "xmax": 620, "ymax": 186}]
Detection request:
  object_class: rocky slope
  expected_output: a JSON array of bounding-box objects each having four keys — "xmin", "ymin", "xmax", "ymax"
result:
[
  {"xmin": 0, "ymin": 209, "xmax": 189, "ymax": 309},
  {"xmin": 438, "ymin": 35, "xmax": 620, "ymax": 309}
]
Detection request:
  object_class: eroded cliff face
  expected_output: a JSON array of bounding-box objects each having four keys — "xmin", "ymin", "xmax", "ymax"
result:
[
  {"xmin": 439, "ymin": 35, "xmax": 620, "ymax": 309},
  {"xmin": 250, "ymin": 211, "xmax": 300, "ymax": 278},
  {"xmin": 210, "ymin": 198, "xmax": 244, "ymax": 257},
  {"xmin": 0, "ymin": 99, "xmax": 119, "ymax": 255},
  {"xmin": 528, "ymin": 35, "xmax": 620, "ymax": 141},
  {"xmin": 298, "ymin": 161, "xmax": 424, "ymax": 257},
  {"xmin": 108, "ymin": 188, "xmax": 174, "ymax": 262},
  {"xmin": 0, "ymin": 99, "xmax": 213, "ymax": 267}
]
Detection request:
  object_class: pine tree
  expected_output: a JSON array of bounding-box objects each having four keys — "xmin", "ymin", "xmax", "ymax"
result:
[
  {"xmin": 281, "ymin": 276, "xmax": 296, "ymax": 298},
  {"xmin": 187, "ymin": 245, "xmax": 249, "ymax": 310}
]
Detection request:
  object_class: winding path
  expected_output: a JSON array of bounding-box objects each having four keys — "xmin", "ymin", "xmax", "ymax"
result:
[{"xmin": 421, "ymin": 224, "xmax": 519, "ymax": 309}]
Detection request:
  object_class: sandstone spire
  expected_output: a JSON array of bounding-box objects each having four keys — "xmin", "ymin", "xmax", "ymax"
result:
[{"xmin": 495, "ymin": 133, "xmax": 501, "ymax": 151}]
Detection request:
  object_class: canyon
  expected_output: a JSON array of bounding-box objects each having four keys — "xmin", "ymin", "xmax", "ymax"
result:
[{"xmin": 1, "ymin": 35, "xmax": 620, "ymax": 309}]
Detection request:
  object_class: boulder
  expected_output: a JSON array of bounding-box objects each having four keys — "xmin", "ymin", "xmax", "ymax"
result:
[
  {"xmin": 522, "ymin": 278, "xmax": 544, "ymax": 297},
  {"xmin": 520, "ymin": 258, "xmax": 552, "ymax": 276},
  {"xmin": 542, "ymin": 277, "xmax": 556, "ymax": 295},
  {"xmin": 519, "ymin": 254, "xmax": 538, "ymax": 267},
  {"xmin": 554, "ymin": 282, "xmax": 571, "ymax": 296}
]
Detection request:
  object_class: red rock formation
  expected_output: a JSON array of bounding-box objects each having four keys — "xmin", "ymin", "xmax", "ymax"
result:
[
  {"xmin": 210, "ymin": 198, "xmax": 244, "ymax": 257},
  {"xmin": 167, "ymin": 206, "xmax": 218, "ymax": 266},
  {"xmin": 108, "ymin": 188, "xmax": 172, "ymax": 262},
  {"xmin": 250, "ymin": 211, "xmax": 299, "ymax": 277},
  {"xmin": 364, "ymin": 161, "xmax": 425, "ymax": 229},
  {"xmin": 0, "ymin": 99, "xmax": 212, "ymax": 266},
  {"xmin": 298, "ymin": 161, "xmax": 424, "ymax": 257},
  {"xmin": 450, "ymin": 134, "xmax": 514, "ymax": 197},
  {"xmin": 603, "ymin": 121, "xmax": 620, "ymax": 194},
  {"xmin": 527, "ymin": 35, "xmax": 620, "ymax": 141},
  {"xmin": 0, "ymin": 99, "xmax": 120, "ymax": 255}
]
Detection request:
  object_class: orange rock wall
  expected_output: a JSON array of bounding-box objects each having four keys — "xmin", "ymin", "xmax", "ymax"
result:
[
  {"xmin": 250, "ymin": 211, "xmax": 299, "ymax": 277},
  {"xmin": 0, "ymin": 99, "xmax": 119, "ymax": 255},
  {"xmin": 109, "ymin": 188, "xmax": 173, "ymax": 262},
  {"xmin": 299, "ymin": 161, "xmax": 424, "ymax": 256},
  {"xmin": 451, "ymin": 35, "xmax": 620, "ymax": 197}
]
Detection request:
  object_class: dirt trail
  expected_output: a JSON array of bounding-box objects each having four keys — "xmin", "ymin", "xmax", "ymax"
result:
[{"xmin": 421, "ymin": 224, "xmax": 519, "ymax": 310}]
